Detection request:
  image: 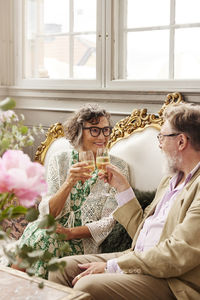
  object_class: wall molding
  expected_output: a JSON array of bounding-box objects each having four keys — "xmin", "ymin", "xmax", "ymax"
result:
[{"xmin": 5, "ymin": 86, "xmax": 200, "ymax": 116}]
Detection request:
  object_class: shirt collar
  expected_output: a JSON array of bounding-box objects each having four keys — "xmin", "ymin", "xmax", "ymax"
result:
[{"xmin": 170, "ymin": 161, "xmax": 200, "ymax": 190}]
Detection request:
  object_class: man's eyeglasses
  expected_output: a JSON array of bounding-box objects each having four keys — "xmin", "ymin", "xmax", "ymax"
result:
[
  {"xmin": 83, "ymin": 126, "xmax": 112, "ymax": 137},
  {"xmin": 157, "ymin": 132, "xmax": 181, "ymax": 142}
]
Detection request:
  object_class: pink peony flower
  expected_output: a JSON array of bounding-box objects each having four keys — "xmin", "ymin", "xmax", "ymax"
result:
[{"xmin": 0, "ymin": 150, "xmax": 47, "ymax": 207}]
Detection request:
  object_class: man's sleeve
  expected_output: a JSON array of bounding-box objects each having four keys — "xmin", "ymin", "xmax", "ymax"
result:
[{"xmin": 116, "ymin": 185, "xmax": 200, "ymax": 278}]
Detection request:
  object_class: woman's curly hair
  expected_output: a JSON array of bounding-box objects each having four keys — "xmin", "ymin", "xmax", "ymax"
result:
[{"xmin": 63, "ymin": 103, "xmax": 111, "ymax": 149}]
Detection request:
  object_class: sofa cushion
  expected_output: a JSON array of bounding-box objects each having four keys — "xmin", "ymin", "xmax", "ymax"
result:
[{"xmin": 101, "ymin": 189, "xmax": 156, "ymax": 253}]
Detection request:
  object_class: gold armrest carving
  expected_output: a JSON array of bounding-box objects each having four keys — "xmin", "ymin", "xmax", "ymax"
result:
[{"xmin": 35, "ymin": 123, "xmax": 65, "ymax": 165}]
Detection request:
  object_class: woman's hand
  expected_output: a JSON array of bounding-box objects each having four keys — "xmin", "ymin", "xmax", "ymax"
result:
[
  {"xmin": 50, "ymin": 163, "xmax": 94, "ymax": 218},
  {"xmin": 56, "ymin": 224, "xmax": 71, "ymax": 240},
  {"xmin": 55, "ymin": 224, "xmax": 91, "ymax": 240},
  {"xmin": 72, "ymin": 262, "xmax": 106, "ymax": 286},
  {"xmin": 99, "ymin": 164, "xmax": 130, "ymax": 193},
  {"xmin": 66, "ymin": 162, "xmax": 93, "ymax": 186}
]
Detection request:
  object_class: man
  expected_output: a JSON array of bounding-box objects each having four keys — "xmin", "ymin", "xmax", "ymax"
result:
[{"xmin": 49, "ymin": 103, "xmax": 200, "ymax": 300}]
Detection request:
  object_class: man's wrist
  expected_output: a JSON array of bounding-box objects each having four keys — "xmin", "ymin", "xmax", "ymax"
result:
[
  {"xmin": 116, "ymin": 183, "xmax": 130, "ymax": 193},
  {"xmin": 116, "ymin": 187, "xmax": 135, "ymax": 207}
]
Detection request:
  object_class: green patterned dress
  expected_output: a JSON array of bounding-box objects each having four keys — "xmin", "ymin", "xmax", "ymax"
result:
[{"xmin": 19, "ymin": 150, "xmax": 98, "ymax": 279}]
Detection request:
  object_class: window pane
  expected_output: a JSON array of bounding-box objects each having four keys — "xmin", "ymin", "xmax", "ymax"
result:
[
  {"xmin": 44, "ymin": 0, "xmax": 69, "ymax": 33},
  {"xmin": 73, "ymin": 35, "xmax": 96, "ymax": 79},
  {"xmin": 24, "ymin": 34, "xmax": 70, "ymax": 79},
  {"xmin": 127, "ymin": 30, "xmax": 169, "ymax": 79},
  {"xmin": 174, "ymin": 28, "xmax": 200, "ymax": 79},
  {"xmin": 44, "ymin": 36, "xmax": 69, "ymax": 79},
  {"xmin": 74, "ymin": 0, "xmax": 96, "ymax": 32},
  {"xmin": 127, "ymin": 0, "xmax": 170, "ymax": 28},
  {"xmin": 24, "ymin": 0, "xmax": 96, "ymax": 80},
  {"xmin": 176, "ymin": 0, "xmax": 200, "ymax": 24}
]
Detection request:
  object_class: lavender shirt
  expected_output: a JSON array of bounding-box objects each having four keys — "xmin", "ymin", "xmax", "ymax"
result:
[{"xmin": 107, "ymin": 162, "xmax": 200, "ymax": 273}]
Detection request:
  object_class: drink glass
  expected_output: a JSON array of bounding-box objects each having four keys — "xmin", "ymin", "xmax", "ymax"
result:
[
  {"xmin": 96, "ymin": 148, "xmax": 110, "ymax": 173},
  {"xmin": 79, "ymin": 150, "xmax": 95, "ymax": 175}
]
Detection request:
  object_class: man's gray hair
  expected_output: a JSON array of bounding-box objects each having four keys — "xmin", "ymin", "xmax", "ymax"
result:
[{"xmin": 163, "ymin": 102, "xmax": 200, "ymax": 151}]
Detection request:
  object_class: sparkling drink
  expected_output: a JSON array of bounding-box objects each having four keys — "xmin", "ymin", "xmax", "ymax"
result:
[
  {"xmin": 96, "ymin": 156, "xmax": 110, "ymax": 173},
  {"xmin": 79, "ymin": 150, "xmax": 95, "ymax": 175},
  {"xmin": 83, "ymin": 160, "xmax": 95, "ymax": 174}
]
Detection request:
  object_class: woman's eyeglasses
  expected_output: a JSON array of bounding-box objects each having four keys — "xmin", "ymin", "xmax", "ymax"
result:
[{"xmin": 83, "ymin": 126, "xmax": 112, "ymax": 137}]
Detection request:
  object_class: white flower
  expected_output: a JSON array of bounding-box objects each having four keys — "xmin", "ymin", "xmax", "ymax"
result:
[{"xmin": 0, "ymin": 110, "xmax": 18, "ymax": 124}]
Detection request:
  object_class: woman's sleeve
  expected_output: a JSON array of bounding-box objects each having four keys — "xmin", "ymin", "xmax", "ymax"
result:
[
  {"xmin": 38, "ymin": 152, "xmax": 70, "ymax": 218},
  {"xmin": 86, "ymin": 157, "xmax": 130, "ymax": 246}
]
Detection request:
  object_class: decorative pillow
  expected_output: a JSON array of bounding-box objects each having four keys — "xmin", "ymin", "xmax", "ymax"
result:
[
  {"xmin": 1, "ymin": 217, "xmax": 29, "ymax": 240},
  {"xmin": 101, "ymin": 189, "xmax": 156, "ymax": 253},
  {"xmin": 1, "ymin": 199, "xmax": 40, "ymax": 240}
]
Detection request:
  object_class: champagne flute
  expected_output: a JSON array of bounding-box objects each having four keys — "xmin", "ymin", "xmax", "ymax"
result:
[
  {"xmin": 96, "ymin": 148, "xmax": 110, "ymax": 196},
  {"xmin": 79, "ymin": 150, "xmax": 95, "ymax": 175},
  {"xmin": 96, "ymin": 148, "xmax": 110, "ymax": 174}
]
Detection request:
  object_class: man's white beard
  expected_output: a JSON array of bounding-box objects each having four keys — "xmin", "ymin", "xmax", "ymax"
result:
[{"xmin": 161, "ymin": 151, "xmax": 182, "ymax": 176}]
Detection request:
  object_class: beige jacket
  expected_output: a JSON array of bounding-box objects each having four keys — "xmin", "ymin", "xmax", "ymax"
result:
[{"xmin": 113, "ymin": 168, "xmax": 200, "ymax": 300}]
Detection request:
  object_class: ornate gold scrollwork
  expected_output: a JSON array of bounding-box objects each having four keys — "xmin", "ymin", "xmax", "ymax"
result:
[
  {"xmin": 107, "ymin": 92, "xmax": 184, "ymax": 149},
  {"xmin": 158, "ymin": 92, "xmax": 184, "ymax": 117},
  {"xmin": 35, "ymin": 123, "xmax": 65, "ymax": 165}
]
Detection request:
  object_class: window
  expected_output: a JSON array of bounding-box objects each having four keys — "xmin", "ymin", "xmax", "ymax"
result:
[
  {"xmin": 24, "ymin": 0, "xmax": 98, "ymax": 81},
  {"xmin": 16, "ymin": 0, "xmax": 200, "ymax": 90}
]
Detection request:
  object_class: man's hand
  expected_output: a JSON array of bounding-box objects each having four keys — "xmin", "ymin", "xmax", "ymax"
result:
[
  {"xmin": 72, "ymin": 262, "xmax": 106, "ymax": 286},
  {"xmin": 99, "ymin": 164, "xmax": 130, "ymax": 193}
]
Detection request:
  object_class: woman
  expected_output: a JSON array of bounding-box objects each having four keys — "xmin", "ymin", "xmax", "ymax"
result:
[{"xmin": 13, "ymin": 104, "xmax": 129, "ymax": 278}]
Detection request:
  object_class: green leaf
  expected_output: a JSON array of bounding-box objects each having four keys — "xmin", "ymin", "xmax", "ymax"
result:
[
  {"xmin": 0, "ymin": 205, "xmax": 27, "ymax": 221},
  {"xmin": 42, "ymin": 251, "xmax": 53, "ymax": 261},
  {"xmin": 59, "ymin": 243, "xmax": 71, "ymax": 255},
  {"xmin": 56, "ymin": 233, "xmax": 67, "ymax": 241},
  {"xmin": 38, "ymin": 214, "xmax": 56, "ymax": 229},
  {"xmin": 19, "ymin": 244, "xmax": 33, "ymax": 255},
  {"xmin": 0, "ymin": 230, "xmax": 7, "ymax": 240},
  {"xmin": 59, "ymin": 260, "xmax": 67, "ymax": 268},
  {"xmin": 20, "ymin": 125, "xmax": 28, "ymax": 135},
  {"xmin": 1, "ymin": 138, "xmax": 10, "ymax": 149},
  {"xmin": 12, "ymin": 206, "xmax": 28, "ymax": 214},
  {"xmin": 0, "ymin": 97, "xmax": 16, "ymax": 111},
  {"xmin": 47, "ymin": 263, "xmax": 59, "ymax": 271},
  {"xmin": 38, "ymin": 282, "xmax": 44, "ymax": 289},
  {"xmin": 46, "ymin": 225, "xmax": 56, "ymax": 234},
  {"xmin": 25, "ymin": 208, "xmax": 39, "ymax": 222},
  {"xmin": 27, "ymin": 249, "xmax": 44, "ymax": 258}
]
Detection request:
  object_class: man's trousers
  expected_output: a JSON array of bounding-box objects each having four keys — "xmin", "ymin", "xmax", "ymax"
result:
[{"xmin": 49, "ymin": 253, "xmax": 176, "ymax": 300}]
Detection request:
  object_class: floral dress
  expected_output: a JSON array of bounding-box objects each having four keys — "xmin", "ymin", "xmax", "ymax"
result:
[{"xmin": 19, "ymin": 150, "xmax": 98, "ymax": 279}]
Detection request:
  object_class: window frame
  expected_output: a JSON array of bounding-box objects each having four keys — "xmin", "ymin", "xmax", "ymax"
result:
[
  {"xmin": 13, "ymin": 0, "xmax": 200, "ymax": 92},
  {"xmin": 14, "ymin": 0, "xmax": 104, "ymax": 89},
  {"xmin": 106, "ymin": 0, "xmax": 200, "ymax": 91}
]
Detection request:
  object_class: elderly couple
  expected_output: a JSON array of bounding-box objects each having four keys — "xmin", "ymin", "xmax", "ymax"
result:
[{"xmin": 14, "ymin": 102, "xmax": 200, "ymax": 300}]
